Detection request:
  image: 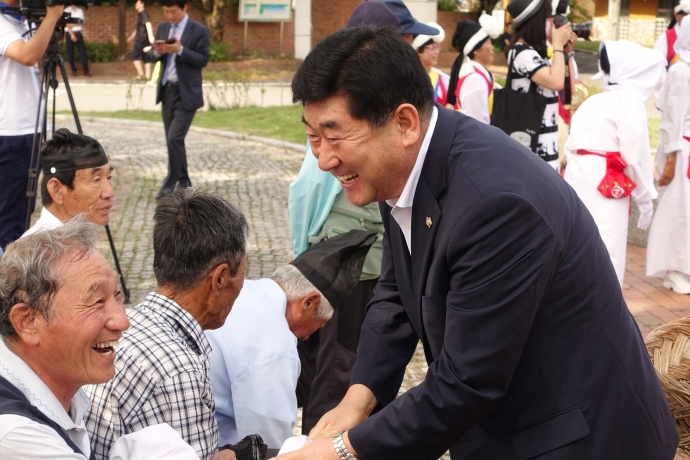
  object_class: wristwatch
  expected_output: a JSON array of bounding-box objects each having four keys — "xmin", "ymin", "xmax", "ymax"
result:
[{"xmin": 333, "ymin": 432, "xmax": 358, "ymax": 460}]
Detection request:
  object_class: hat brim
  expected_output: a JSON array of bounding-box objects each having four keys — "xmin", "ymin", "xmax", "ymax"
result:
[{"xmin": 404, "ymin": 22, "xmax": 441, "ymax": 36}]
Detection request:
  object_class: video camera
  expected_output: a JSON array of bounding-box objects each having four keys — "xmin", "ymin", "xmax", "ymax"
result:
[
  {"xmin": 553, "ymin": 0, "xmax": 592, "ymax": 41},
  {"xmin": 0, "ymin": 0, "xmax": 93, "ymax": 24}
]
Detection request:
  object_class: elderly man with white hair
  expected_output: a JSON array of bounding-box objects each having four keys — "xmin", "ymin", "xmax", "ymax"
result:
[
  {"xmin": 206, "ymin": 230, "xmax": 377, "ymax": 452},
  {"xmin": 0, "ymin": 218, "xmax": 130, "ymax": 459}
]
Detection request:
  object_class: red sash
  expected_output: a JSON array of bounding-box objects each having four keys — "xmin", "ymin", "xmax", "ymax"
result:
[
  {"xmin": 577, "ymin": 150, "xmax": 636, "ymax": 198},
  {"xmin": 455, "ymin": 70, "xmax": 493, "ymax": 110},
  {"xmin": 685, "ymin": 136, "xmax": 690, "ymax": 179},
  {"xmin": 667, "ymin": 28, "xmax": 678, "ymax": 65}
]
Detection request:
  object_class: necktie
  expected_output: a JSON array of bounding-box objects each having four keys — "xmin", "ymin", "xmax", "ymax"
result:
[{"xmin": 163, "ymin": 24, "xmax": 177, "ymax": 85}]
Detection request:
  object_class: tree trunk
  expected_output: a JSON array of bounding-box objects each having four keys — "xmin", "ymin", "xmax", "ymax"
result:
[
  {"xmin": 200, "ymin": 0, "xmax": 226, "ymax": 43},
  {"xmin": 481, "ymin": 0, "xmax": 501, "ymax": 15}
]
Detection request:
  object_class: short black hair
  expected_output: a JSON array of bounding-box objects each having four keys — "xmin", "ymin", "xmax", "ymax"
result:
[
  {"xmin": 511, "ymin": 0, "xmax": 552, "ymax": 58},
  {"xmin": 161, "ymin": 0, "xmax": 186, "ymax": 8},
  {"xmin": 40, "ymin": 128, "xmax": 103, "ymax": 207},
  {"xmin": 292, "ymin": 25, "xmax": 434, "ymax": 129},
  {"xmin": 153, "ymin": 189, "xmax": 249, "ymax": 291}
]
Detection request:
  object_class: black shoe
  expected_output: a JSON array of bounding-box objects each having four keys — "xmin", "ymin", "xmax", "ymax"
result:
[
  {"xmin": 176, "ymin": 180, "xmax": 192, "ymax": 189},
  {"xmin": 155, "ymin": 188, "xmax": 172, "ymax": 200}
]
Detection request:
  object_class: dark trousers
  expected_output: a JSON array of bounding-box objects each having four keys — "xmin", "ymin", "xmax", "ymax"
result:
[
  {"xmin": 65, "ymin": 31, "xmax": 89, "ymax": 74},
  {"xmin": 297, "ymin": 277, "xmax": 379, "ymax": 433},
  {"xmin": 0, "ymin": 134, "xmax": 38, "ymax": 250},
  {"xmin": 161, "ymin": 84, "xmax": 196, "ymax": 191}
]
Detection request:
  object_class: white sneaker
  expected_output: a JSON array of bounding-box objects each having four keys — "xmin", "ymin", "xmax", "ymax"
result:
[{"xmin": 663, "ymin": 271, "xmax": 690, "ymax": 295}]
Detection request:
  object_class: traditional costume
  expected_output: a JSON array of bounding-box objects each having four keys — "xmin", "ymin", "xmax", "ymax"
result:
[
  {"xmin": 647, "ymin": 18, "xmax": 690, "ymax": 293},
  {"xmin": 654, "ymin": 0, "xmax": 690, "ymax": 68},
  {"xmin": 412, "ymin": 22, "xmax": 451, "ymax": 106},
  {"xmin": 564, "ymin": 41, "xmax": 665, "ymax": 285},
  {"xmin": 447, "ymin": 14, "xmax": 501, "ymax": 123}
]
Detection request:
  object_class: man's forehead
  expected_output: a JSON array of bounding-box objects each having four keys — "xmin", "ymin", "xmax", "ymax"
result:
[{"xmin": 302, "ymin": 97, "xmax": 354, "ymax": 129}]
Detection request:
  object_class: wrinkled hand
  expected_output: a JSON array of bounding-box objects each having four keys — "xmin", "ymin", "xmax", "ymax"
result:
[
  {"xmin": 212, "ymin": 449, "xmax": 237, "ymax": 460},
  {"xmin": 44, "ymin": 4, "xmax": 64, "ymax": 20},
  {"xmin": 275, "ymin": 437, "xmax": 340, "ymax": 460},
  {"xmin": 657, "ymin": 153, "xmax": 677, "ymax": 187},
  {"xmin": 307, "ymin": 385, "xmax": 376, "ymax": 441},
  {"xmin": 637, "ymin": 200, "xmax": 654, "ymax": 230}
]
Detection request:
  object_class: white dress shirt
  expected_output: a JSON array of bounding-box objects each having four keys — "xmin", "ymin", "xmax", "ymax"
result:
[
  {"xmin": 162, "ymin": 14, "xmax": 189, "ymax": 85},
  {"xmin": 205, "ymin": 278, "xmax": 300, "ymax": 450},
  {"xmin": 64, "ymin": 7, "xmax": 84, "ymax": 32},
  {"xmin": 21, "ymin": 207, "xmax": 63, "ymax": 239},
  {"xmin": 0, "ymin": 340, "xmax": 92, "ymax": 459},
  {"xmin": 385, "ymin": 106, "xmax": 438, "ymax": 253}
]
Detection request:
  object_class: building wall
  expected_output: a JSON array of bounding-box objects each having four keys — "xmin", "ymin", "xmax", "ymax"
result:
[
  {"xmin": 311, "ymin": 0, "xmax": 361, "ymax": 46},
  {"xmin": 436, "ymin": 10, "xmax": 480, "ymax": 52},
  {"xmin": 79, "ymin": 5, "xmax": 295, "ymax": 56}
]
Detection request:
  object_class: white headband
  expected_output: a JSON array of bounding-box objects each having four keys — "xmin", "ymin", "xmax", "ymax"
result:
[
  {"xmin": 462, "ymin": 13, "xmax": 501, "ymax": 56},
  {"xmin": 412, "ymin": 22, "xmax": 445, "ymax": 50},
  {"xmin": 514, "ymin": 0, "xmax": 543, "ymax": 26},
  {"xmin": 676, "ymin": 0, "xmax": 690, "ymax": 13}
]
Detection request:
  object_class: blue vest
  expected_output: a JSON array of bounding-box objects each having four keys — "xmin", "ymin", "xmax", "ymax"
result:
[{"xmin": 0, "ymin": 375, "xmax": 94, "ymax": 459}]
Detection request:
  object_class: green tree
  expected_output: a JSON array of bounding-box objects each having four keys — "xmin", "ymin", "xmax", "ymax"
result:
[{"xmin": 189, "ymin": 0, "xmax": 239, "ymax": 43}]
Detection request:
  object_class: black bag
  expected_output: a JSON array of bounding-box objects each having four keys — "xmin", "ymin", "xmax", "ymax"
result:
[
  {"xmin": 220, "ymin": 434, "xmax": 268, "ymax": 460},
  {"xmin": 490, "ymin": 47, "xmax": 549, "ymax": 153}
]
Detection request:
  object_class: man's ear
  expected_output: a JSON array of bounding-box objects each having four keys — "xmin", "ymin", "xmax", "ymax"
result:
[
  {"xmin": 9, "ymin": 304, "xmax": 42, "ymax": 346},
  {"xmin": 46, "ymin": 177, "xmax": 65, "ymax": 206},
  {"xmin": 394, "ymin": 103, "xmax": 422, "ymax": 148},
  {"xmin": 302, "ymin": 292, "xmax": 321, "ymax": 313},
  {"xmin": 210, "ymin": 263, "xmax": 230, "ymax": 293}
]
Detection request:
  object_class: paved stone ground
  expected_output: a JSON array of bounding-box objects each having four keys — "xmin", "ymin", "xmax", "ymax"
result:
[{"xmin": 36, "ymin": 119, "xmax": 686, "ymax": 460}]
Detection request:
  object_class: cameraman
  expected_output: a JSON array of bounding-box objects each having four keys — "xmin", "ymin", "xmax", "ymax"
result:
[{"xmin": 0, "ymin": 1, "xmax": 63, "ymax": 249}]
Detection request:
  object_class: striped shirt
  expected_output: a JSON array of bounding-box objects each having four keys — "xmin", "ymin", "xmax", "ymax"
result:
[{"xmin": 84, "ymin": 293, "xmax": 218, "ymax": 460}]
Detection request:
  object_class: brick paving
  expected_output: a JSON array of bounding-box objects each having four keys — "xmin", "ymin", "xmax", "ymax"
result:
[{"xmin": 36, "ymin": 119, "xmax": 688, "ymax": 459}]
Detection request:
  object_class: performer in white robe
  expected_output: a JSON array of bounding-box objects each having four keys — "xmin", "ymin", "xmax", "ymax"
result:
[
  {"xmin": 647, "ymin": 18, "xmax": 690, "ymax": 293},
  {"xmin": 564, "ymin": 40, "xmax": 665, "ymax": 285},
  {"xmin": 654, "ymin": 0, "xmax": 688, "ymax": 68}
]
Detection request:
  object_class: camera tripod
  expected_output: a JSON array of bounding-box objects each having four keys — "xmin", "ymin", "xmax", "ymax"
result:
[{"xmin": 25, "ymin": 25, "xmax": 131, "ymax": 303}]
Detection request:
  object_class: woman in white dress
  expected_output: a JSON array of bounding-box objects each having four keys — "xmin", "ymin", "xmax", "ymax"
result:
[
  {"xmin": 564, "ymin": 41, "xmax": 665, "ymax": 286},
  {"xmin": 647, "ymin": 18, "xmax": 690, "ymax": 294}
]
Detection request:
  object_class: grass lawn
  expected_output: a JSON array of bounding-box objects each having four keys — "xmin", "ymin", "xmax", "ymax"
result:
[
  {"xmin": 574, "ymin": 40, "xmax": 601, "ymax": 53},
  {"xmin": 79, "ymin": 105, "xmax": 307, "ymax": 145}
]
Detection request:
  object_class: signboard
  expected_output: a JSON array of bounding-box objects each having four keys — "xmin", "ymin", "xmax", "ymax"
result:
[{"xmin": 239, "ymin": 0, "xmax": 292, "ymax": 21}]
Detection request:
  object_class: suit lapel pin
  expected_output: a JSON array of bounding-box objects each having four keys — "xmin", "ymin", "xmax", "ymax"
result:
[{"xmin": 426, "ymin": 216, "xmax": 432, "ymax": 228}]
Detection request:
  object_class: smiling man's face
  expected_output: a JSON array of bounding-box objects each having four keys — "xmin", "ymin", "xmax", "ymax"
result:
[
  {"xmin": 302, "ymin": 95, "xmax": 414, "ymax": 207},
  {"xmin": 61, "ymin": 164, "xmax": 115, "ymax": 226}
]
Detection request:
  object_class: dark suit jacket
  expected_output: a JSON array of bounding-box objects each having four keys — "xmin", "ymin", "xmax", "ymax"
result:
[
  {"xmin": 347, "ymin": 105, "xmax": 678, "ymax": 460},
  {"xmin": 153, "ymin": 17, "xmax": 209, "ymax": 111}
]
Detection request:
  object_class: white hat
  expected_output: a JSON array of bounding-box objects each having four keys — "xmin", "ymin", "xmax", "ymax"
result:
[{"xmin": 412, "ymin": 22, "xmax": 446, "ymax": 50}]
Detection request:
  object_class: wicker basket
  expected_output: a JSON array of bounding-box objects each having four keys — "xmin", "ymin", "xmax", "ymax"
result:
[{"xmin": 645, "ymin": 317, "xmax": 690, "ymax": 458}]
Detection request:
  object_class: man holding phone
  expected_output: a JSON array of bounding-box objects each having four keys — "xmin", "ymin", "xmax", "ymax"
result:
[{"xmin": 150, "ymin": 0, "xmax": 209, "ymax": 200}]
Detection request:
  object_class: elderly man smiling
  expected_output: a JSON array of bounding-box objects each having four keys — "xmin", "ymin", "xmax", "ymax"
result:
[
  {"xmin": 22, "ymin": 128, "xmax": 114, "ymax": 238},
  {"xmin": 0, "ymin": 218, "xmax": 130, "ymax": 459}
]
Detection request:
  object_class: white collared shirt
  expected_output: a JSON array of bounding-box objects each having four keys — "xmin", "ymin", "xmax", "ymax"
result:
[
  {"xmin": 21, "ymin": 207, "xmax": 63, "ymax": 239},
  {"xmin": 0, "ymin": 340, "xmax": 92, "ymax": 459},
  {"xmin": 162, "ymin": 14, "xmax": 189, "ymax": 84},
  {"xmin": 385, "ymin": 106, "xmax": 438, "ymax": 254}
]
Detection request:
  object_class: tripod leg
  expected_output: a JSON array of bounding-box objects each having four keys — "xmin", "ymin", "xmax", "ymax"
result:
[
  {"xmin": 25, "ymin": 65, "xmax": 51, "ymax": 231},
  {"xmin": 105, "ymin": 224, "xmax": 131, "ymax": 304}
]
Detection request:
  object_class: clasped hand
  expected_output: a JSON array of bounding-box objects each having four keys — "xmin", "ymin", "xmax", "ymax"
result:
[{"xmin": 152, "ymin": 36, "xmax": 181, "ymax": 55}]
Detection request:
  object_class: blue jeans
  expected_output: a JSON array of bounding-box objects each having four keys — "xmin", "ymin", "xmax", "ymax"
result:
[{"xmin": 0, "ymin": 134, "xmax": 39, "ymax": 249}]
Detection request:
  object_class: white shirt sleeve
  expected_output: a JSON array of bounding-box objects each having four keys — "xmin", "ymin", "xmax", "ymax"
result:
[
  {"xmin": 617, "ymin": 97, "xmax": 658, "ymax": 204},
  {"xmin": 654, "ymin": 33, "xmax": 668, "ymax": 60},
  {"xmin": 0, "ymin": 16, "xmax": 23, "ymax": 56},
  {"xmin": 229, "ymin": 356, "xmax": 300, "ymax": 449},
  {"xmin": 0, "ymin": 416, "xmax": 87, "ymax": 460},
  {"xmin": 658, "ymin": 69, "xmax": 689, "ymax": 155},
  {"xmin": 459, "ymin": 73, "xmax": 490, "ymax": 124}
]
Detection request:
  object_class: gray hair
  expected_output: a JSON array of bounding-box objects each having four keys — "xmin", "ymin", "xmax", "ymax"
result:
[
  {"xmin": 272, "ymin": 264, "xmax": 334, "ymax": 321},
  {"xmin": 0, "ymin": 216, "xmax": 99, "ymax": 340},
  {"xmin": 153, "ymin": 188, "xmax": 249, "ymax": 290}
]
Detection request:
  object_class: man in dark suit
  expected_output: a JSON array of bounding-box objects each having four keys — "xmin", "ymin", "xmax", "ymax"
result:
[
  {"xmin": 151, "ymin": 0, "xmax": 209, "ymax": 199},
  {"xmin": 279, "ymin": 25, "xmax": 679, "ymax": 460}
]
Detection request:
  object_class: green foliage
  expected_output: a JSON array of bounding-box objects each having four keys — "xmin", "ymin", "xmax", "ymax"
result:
[
  {"xmin": 62, "ymin": 40, "xmax": 118, "ymax": 63},
  {"xmin": 438, "ymin": 0, "xmax": 459, "ymax": 11},
  {"xmin": 573, "ymin": 40, "xmax": 601, "ymax": 53},
  {"xmin": 209, "ymin": 42, "xmax": 235, "ymax": 62}
]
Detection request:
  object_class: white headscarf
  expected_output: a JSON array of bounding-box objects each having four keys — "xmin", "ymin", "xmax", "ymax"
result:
[
  {"xmin": 592, "ymin": 40, "xmax": 666, "ymax": 101},
  {"xmin": 675, "ymin": 0, "xmax": 690, "ymax": 14},
  {"xmin": 458, "ymin": 13, "xmax": 502, "ymax": 78},
  {"xmin": 412, "ymin": 22, "xmax": 445, "ymax": 49},
  {"xmin": 675, "ymin": 15, "xmax": 690, "ymax": 64}
]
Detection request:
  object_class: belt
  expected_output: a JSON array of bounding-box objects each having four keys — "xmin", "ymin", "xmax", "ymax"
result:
[
  {"xmin": 164, "ymin": 81, "xmax": 178, "ymax": 88},
  {"xmin": 577, "ymin": 150, "xmax": 636, "ymax": 199}
]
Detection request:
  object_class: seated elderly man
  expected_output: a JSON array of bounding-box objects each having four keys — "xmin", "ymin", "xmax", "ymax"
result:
[
  {"xmin": 206, "ymin": 230, "xmax": 377, "ymax": 451},
  {"xmin": 22, "ymin": 128, "xmax": 114, "ymax": 238},
  {"xmin": 0, "ymin": 218, "xmax": 130, "ymax": 459},
  {"xmin": 85, "ymin": 189, "xmax": 246, "ymax": 460}
]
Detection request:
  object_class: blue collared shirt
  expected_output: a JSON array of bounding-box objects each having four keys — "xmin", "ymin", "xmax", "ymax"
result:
[{"xmin": 162, "ymin": 13, "xmax": 189, "ymax": 85}]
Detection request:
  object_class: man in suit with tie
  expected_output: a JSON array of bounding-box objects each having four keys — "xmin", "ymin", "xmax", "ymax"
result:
[
  {"xmin": 151, "ymin": 0, "xmax": 209, "ymax": 199},
  {"xmin": 278, "ymin": 25, "xmax": 679, "ymax": 460}
]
